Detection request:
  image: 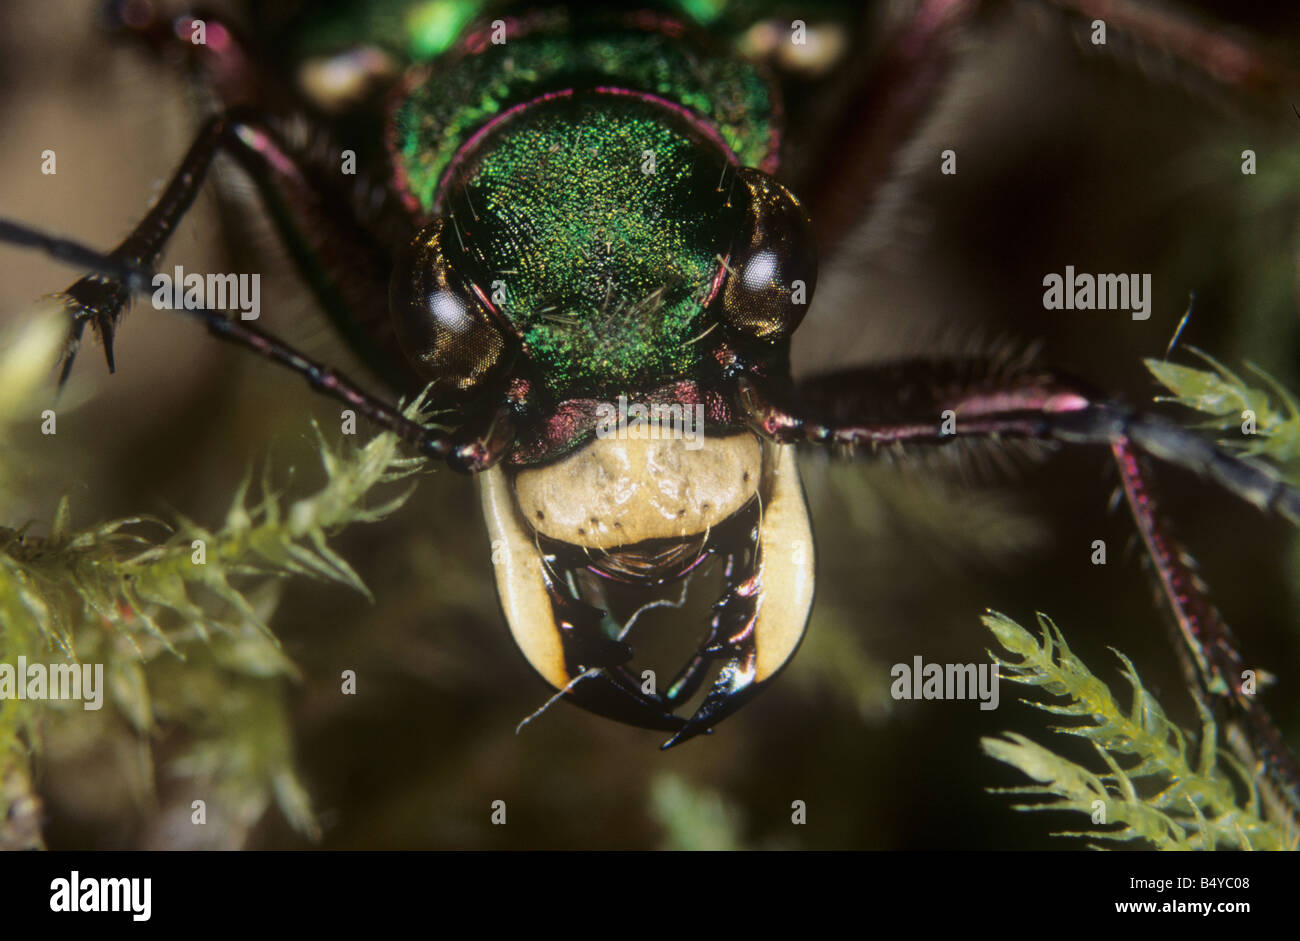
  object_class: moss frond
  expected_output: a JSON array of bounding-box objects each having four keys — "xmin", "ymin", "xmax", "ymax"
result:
[
  {"xmin": 981, "ymin": 611, "xmax": 1296, "ymax": 851},
  {"xmin": 0, "ymin": 304, "xmax": 433, "ymax": 847},
  {"xmin": 1146, "ymin": 350, "xmax": 1300, "ymax": 469}
]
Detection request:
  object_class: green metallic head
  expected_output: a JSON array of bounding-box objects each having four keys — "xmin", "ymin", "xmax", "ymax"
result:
[
  {"xmin": 434, "ymin": 88, "xmax": 734, "ymax": 398},
  {"xmin": 391, "ymin": 86, "xmax": 815, "ymax": 405}
]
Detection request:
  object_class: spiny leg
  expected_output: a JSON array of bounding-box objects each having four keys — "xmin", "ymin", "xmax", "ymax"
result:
[
  {"xmin": 98, "ymin": 2, "xmax": 271, "ymax": 110},
  {"xmin": 50, "ymin": 105, "xmax": 404, "ymax": 386},
  {"xmin": 736, "ymin": 358, "xmax": 1300, "ymax": 814},
  {"xmin": 0, "ymin": 219, "xmax": 510, "ymax": 472},
  {"xmin": 2, "ymin": 66, "xmax": 437, "ymax": 442},
  {"xmin": 89, "ymin": 2, "xmax": 412, "ymax": 380},
  {"xmin": 795, "ymin": 0, "xmax": 1297, "ymax": 259},
  {"xmin": 791, "ymin": 0, "xmax": 981, "ymax": 251},
  {"xmin": 743, "ymin": 360, "xmax": 1300, "ymax": 523},
  {"xmin": 1041, "ymin": 0, "xmax": 1300, "ymax": 98},
  {"xmin": 1113, "ymin": 439, "xmax": 1300, "ymax": 821}
]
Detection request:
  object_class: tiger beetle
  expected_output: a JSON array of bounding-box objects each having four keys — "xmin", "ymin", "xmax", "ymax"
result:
[{"xmin": 2, "ymin": 0, "xmax": 1299, "ymax": 813}]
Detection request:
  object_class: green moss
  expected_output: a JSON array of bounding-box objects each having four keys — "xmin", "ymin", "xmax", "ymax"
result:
[
  {"xmin": 982, "ymin": 611, "xmax": 1296, "ymax": 850},
  {"xmin": 1146, "ymin": 350, "xmax": 1300, "ymax": 469},
  {"xmin": 0, "ymin": 305, "xmax": 434, "ymax": 848}
]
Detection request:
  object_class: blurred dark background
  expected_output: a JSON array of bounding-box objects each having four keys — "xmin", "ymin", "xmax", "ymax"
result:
[{"xmin": 1, "ymin": 0, "xmax": 1298, "ymax": 849}]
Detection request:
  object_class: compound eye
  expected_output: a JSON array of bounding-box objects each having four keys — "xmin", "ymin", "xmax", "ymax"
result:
[
  {"xmin": 720, "ymin": 168, "xmax": 817, "ymax": 341},
  {"xmin": 390, "ymin": 218, "xmax": 507, "ymax": 399}
]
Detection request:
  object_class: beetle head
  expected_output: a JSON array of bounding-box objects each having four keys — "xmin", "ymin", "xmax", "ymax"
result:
[
  {"xmin": 387, "ymin": 88, "xmax": 820, "ymax": 743},
  {"xmin": 389, "ymin": 88, "xmax": 817, "ymax": 407}
]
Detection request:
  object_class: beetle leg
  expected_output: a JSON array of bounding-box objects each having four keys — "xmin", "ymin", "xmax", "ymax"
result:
[
  {"xmin": 0, "ymin": 219, "xmax": 486, "ymax": 468},
  {"xmin": 741, "ymin": 361, "xmax": 1300, "ymax": 524},
  {"xmin": 1041, "ymin": 0, "xmax": 1300, "ymax": 99},
  {"xmin": 97, "ymin": 1, "xmax": 374, "ymax": 117},
  {"xmin": 796, "ymin": 0, "xmax": 1296, "ymax": 260},
  {"xmin": 736, "ymin": 359, "xmax": 1300, "ymax": 815},
  {"xmin": 1113, "ymin": 438, "xmax": 1300, "ymax": 821},
  {"xmin": 40, "ymin": 106, "xmax": 405, "ymax": 387},
  {"xmin": 0, "ymin": 211, "xmax": 515, "ymax": 472},
  {"xmin": 790, "ymin": 0, "xmax": 981, "ymax": 252},
  {"xmin": 98, "ymin": 2, "xmax": 270, "ymax": 110}
]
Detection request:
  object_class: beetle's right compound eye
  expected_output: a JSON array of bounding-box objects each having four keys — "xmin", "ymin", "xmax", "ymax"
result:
[
  {"xmin": 390, "ymin": 218, "xmax": 507, "ymax": 398},
  {"xmin": 719, "ymin": 167, "xmax": 817, "ymax": 342}
]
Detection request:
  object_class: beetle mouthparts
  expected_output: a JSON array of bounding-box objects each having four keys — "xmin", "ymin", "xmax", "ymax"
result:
[{"xmin": 479, "ymin": 440, "xmax": 815, "ymax": 745}]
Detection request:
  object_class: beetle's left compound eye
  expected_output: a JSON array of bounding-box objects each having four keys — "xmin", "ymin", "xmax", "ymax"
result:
[
  {"xmin": 390, "ymin": 218, "xmax": 508, "ymax": 399},
  {"xmin": 719, "ymin": 167, "xmax": 818, "ymax": 342}
]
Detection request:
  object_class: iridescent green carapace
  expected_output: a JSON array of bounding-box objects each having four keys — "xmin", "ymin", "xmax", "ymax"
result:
[{"xmin": 390, "ymin": 14, "xmax": 778, "ymax": 398}]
